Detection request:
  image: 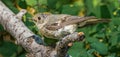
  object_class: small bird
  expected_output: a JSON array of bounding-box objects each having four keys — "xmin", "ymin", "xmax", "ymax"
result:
[{"xmin": 33, "ymin": 13, "xmax": 110, "ymax": 40}]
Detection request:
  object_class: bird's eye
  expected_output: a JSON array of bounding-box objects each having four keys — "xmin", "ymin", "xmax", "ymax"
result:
[{"xmin": 38, "ymin": 16, "xmax": 41, "ymax": 20}]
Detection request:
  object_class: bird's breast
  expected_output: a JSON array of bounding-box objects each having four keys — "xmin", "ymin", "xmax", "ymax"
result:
[{"xmin": 58, "ymin": 24, "xmax": 77, "ymax": 33}]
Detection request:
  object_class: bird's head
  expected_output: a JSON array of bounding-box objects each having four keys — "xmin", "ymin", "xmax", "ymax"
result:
[
  {"xmin": 32, "ymin": 13, "xmax": 51, "ymax": 29},
  {"xmin": 32, "ymin": 13, "xmax": 51, "ymax": 24}
]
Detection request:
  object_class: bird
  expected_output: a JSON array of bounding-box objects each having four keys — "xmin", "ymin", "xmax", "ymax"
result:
[{"xmin": 32, "ymin": 13, "xmax": 110, "ymax": 40}]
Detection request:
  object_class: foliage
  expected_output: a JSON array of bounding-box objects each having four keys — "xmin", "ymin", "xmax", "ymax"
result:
[{"xmin": 0, "ymin": 0, "xmax": 120, "ymax": 57}]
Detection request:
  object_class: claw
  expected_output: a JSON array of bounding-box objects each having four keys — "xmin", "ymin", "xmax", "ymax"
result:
[
  {"xmin": 78, "ymin": 32, "xmax": 84, "ymax": 36},
  {"xmin": 78, "ymin": 32, "xmax": 85, "ymax": 41}
]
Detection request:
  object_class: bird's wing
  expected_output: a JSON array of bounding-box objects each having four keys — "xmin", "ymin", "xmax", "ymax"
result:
[{"xmin": 44, "ymin": 14, "xmax": 110, "ymax": 30}]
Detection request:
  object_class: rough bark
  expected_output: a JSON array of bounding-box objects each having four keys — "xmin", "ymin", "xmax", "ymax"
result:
[{"xmin": 0, "ymin": 1, "xmax": 85, "ymax": 57}]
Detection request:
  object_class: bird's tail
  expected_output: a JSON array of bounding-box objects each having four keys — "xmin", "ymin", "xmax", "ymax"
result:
[{"xmin": 77, "ymin": 17, "xmax": 111, "ymax": 28}]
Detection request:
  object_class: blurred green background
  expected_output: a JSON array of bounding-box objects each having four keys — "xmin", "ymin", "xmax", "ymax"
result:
[{"xmin": 0, "ymin": 0, "xmax": 120, "ymax": 57}]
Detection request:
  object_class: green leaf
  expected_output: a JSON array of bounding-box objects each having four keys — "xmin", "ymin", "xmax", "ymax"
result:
[
  {"xmin": 73, "ymin": 0, "xmax": 84, "ymax": 6},
  {"xmin": 18, "ymin": 0, "xmax": 27, "ymax": 9},
  {"xmin": 113, "ymin": 0, "xmax": 120, "ymax": 8},
  {"xmin": 47, "ymin": 0, "xmax": 58, "ymax": 9},
  {"xmin": 85, "ymin": 0, "xmax": 101, "ymax": 17},
  {"xmin": 38, "ymin": 7, "xmax": 48, "ymax": 12},
  {"xmin": 107, "ymin": 53, "xmax": 116, "ymax": 57},
  {"xmin": 94, "ymin": 33, "xmax": 105, "ymax": 38},
  {"xmin": 86, "ymin": 37, "xmax": 99, "ymax": 43},
  {"xmin": 39, "ymin": 0, "xmax": 47, "ymax": 5},
  {"xmin": 68, "ymin": 42, "xmax": 85, "ymax": 57},
  {"xmin": 93, "ymin": 0, "xmax": 101, "ymax": 8},
  {"xmin": 118, "ymin": 33, "xmax": 120, "ymax": 42},
  {"xmin": 87, "ymin": 49, "xmax": 96, "ymax": 57},
  {"xmin": 78, "ymin": 50, "xmax": 88, "ymax": 57},
  {"xmin": 84, "ymin": 0, "xmax": 93, "ymax": 14},
  {"xmin": 90, "ymin": 42, "xmax": 108, "ymax": 55},
  {"xmin": 109, "ymin": 32, "xmax": 119, "ymax": 46},
  {"xmin": 25, "ymin": 0, "xmax": 37, "ymax": 6},
  {"xmin": 100, "ymin": 5, "xmax": 111, "ymax": 18},
  {"xmin": 0, "ymin": 42, "xmax": 18, "ymax": 57},
  {"xmin": 61, "ymin": 4, "xmax": 80, "ymax": 15},
  {"xmin": 112, "ymin": 17, "xmax": 120, "ymax": 25}
]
